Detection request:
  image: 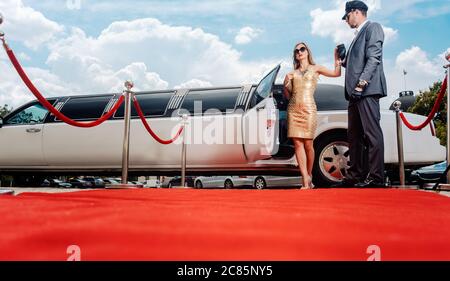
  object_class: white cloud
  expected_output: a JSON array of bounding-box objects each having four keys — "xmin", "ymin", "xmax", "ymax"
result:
[
  {"xmin": 310, "ymin": 0, "xmax": 397, "ymax": 45},
  {"xmin": 395, "ymin": 46, "xmax": 442, "ymax": 77},
  {"xmin": 1, "ymin": 15, "xmax": 282, "ymax": 109},
  {"xmin": 0, "ymin": 0, "xmax": 63, "ymax": 49},
  {"xmin": 234, "ymin": 26, "xmax": 263, "ymax": 45},
  {"xmin": 175, "ymin": 79, "xmax": 212, "ymax": 89},
  {"xmin": 45, "ymin": 19, "xmax": 275, "ymax": 93},
  {"xmin": 388, "ymin": 46, "xmax": 448, "ymax": 106}
]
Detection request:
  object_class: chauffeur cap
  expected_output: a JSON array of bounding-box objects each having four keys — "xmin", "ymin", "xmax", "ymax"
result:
[{"xmin": 342, "ymin": 1, "xmax": 369, "ymax": 20}]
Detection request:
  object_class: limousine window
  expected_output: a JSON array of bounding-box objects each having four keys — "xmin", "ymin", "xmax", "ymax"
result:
[
  {"xmin": 271, "ymin": 84, "xmax": 347, "ymax": 111},
  {"xmin": 115, "ymin": 91, "xmax": 174, "ymax": 118},
  {"xmin": 248, "ymin": 67, "xmax": 278, "ymax": 108},
  {"xmin": 58, "ymin": 96, "xmax": 112, "ymax": 121},
  {"xmin": 314, "ymin": 84, "xmax": 347, "ymax": 111},
  {"xmin": 4, "ymin": 102, "xmax": 48, "ymax": 125},
  {"xmin": 179, "ymin": 88, "xmax": 241, "ymax": 115}
]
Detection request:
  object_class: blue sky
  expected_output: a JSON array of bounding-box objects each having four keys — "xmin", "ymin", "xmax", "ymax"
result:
[{"xmin": 1, "ymin": 0, "xmax": 449, "ymax": 108}]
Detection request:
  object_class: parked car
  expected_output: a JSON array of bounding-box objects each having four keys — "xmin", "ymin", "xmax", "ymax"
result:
[
  {"xmin": 68, "ymin": 178, "xmax": 92, "ymax": 188},
  {"xmin": 41, "ymin": 178, "xmax": 72, "ymax": 188},
  {"xmin": 250, "ymin": 176, "xmax": 302, "ymax": 189},
  {"xmin": 194, "ymin": 176, "xmax": 253, "ymax": 189},
  {"xmin": 130, "ymin": 181, "xmax": 145, "ymax": 187},
  {"xmin": 0, "ymin": 65, "xmax": 445, "ymax": 186},
  {"xmin": 409, "ymin": 161, "xmax": 447, "ymax": 187},
  {"xmin": 144, "ymin": 179, "xmax": 161, "ymax": 188},
  {"xmin": 167, "ymin": 176, "xmax": 195, "ymax": 188},
  {"xmin": 103, "ymin": 178, "xmax": 120, "ymax": 185},
  {"xmin": 83, "ymin": 177, "xmax": 105, "ymax": 188}
]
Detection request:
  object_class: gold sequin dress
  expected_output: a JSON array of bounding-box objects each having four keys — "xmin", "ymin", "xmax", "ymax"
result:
[{"xmin": 285, "ymin": 68, "xmax": 319, "ymax": 139}]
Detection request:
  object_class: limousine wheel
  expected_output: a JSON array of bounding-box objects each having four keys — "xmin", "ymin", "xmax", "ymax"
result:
[
  {"xmin": 224, "ymin": 179, "xmax": 233, "ymax": 189},
  {"xmin": 313, "ymin": 132, "xmax": 349, "ymax": 187},
  {"xmin": 195, "ymin": 180, "xmax": 203, "ymax": 189},
  {"xmin": 254, "ymin": 177, "xmax": 266, "ymax": 190}
]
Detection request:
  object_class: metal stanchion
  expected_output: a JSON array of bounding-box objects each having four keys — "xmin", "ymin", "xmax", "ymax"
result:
[
  {"xmin": 424, "ymin": 50, "xmax": 450, "ymax": 191},
  {"xmin": 431, "ymin": 50, "xmax": 450, "ymax": 191},
  {"xmin": 0, "ymin": 13, "xmax": 12, "ymax": 196},
  {"xmin": 393, "ymin": 101, "xmax": 405, "ymax": 187},
  {"xmin": 173, "ymin": 114, "xmax": 189, "ymax": 188},
  {"xmin": 446, "ymin": 51, "xmax": 450, "ymax": 185},
  {"xmin": 107, "ymin": 81, "xmax": 140, "ymax": 189}
]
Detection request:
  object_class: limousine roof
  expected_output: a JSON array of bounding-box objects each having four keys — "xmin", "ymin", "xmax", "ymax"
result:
[
  {"xmin": 4, "ymin": 84, "xmax": 347, "ymax": 122},
  {"xmin": 35, "ymin": 83, "xmax": 344, "ymax": 99}
]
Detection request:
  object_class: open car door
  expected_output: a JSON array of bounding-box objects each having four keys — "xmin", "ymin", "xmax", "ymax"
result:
[{"xmin": 242, "ymin": 65, "xmax": 280, "ymax": 162}]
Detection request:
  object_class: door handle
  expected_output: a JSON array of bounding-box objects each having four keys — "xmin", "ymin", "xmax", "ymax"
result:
[
  {"xmin": 256, "ymin": 105, "xmax": 266, "ymax": 111},
  {"xmin": 26, "ymin": 128, "xmax": 41, "ymax": 133}
]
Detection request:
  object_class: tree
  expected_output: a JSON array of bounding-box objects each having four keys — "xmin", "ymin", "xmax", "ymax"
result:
[
  {"xmin": 407, "ymin": 80, "xmax": 446, "ymax": 145},
  {"xmin": 0, "ymin": 104, "xmax": 12, "ymax": 117}
]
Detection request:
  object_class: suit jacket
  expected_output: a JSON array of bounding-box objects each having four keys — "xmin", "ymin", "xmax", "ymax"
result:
[{"xmin": 342, "ymin": 21, "xmax": 387, "ymax": 101}]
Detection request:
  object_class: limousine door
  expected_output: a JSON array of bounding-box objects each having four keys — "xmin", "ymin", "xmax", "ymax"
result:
[
  {"xmin": 0, "ymin": 102, "xmax": 48, "ymax": 166},
  {"xmin": 242, "ymin": 65, "xmax": 280, "ymax": 162}
]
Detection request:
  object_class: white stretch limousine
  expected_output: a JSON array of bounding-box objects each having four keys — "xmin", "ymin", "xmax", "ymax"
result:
[{"xmin": 0, "ymin": 66, "xmax": 445, "ymax": 186}]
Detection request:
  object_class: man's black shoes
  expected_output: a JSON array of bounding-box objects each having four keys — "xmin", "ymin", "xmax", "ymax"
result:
[
  {"xmin": 354, "ymin": 178, "xmax": 386, "ymax": 188},
  {"xmin": 332, "ymin": 178, "xmax": 356, "ymax": 187}
]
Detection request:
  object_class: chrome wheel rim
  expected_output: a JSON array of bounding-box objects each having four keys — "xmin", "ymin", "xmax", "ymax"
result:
[
  {"xmin": 319, "ymin": 141, "xmax": 350, "ymax": 182},
  {"xmin": 255, "ymin": 178, "xmax": 265, "ymax": 189},
  {"xmin": 224, "ymin": 180, "xmax": 233, "ymax": 189}
]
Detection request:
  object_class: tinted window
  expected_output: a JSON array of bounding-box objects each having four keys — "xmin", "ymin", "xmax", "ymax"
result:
[
  {"xmin": 314, "ymin": 84, "xmax": 347, "ymax": 111},
  {"xmin": 59, "ymin": 96, "xmax": 112, "ymax": 120},
  {"xmin": 115, "ymin": 92, "xmax": 174, "ymax": 118},
  {"xmin": 272, "ymin": 84, "xmax": 347, "ymax": 111},
  {"xmin": 249, "ymin": 66, "xmax": 279, "ymax": 108},
  {"xmin": 5, "ymin": 103, "xmax": 48, "ymax": 125},
  {"xmin": 179, "ymin": 88, "xmax": 241, "ymax": 115}
]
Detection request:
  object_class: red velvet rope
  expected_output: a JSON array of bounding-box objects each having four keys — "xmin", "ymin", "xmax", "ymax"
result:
[
  {"xmin": 133, "ymin": 97, "xmax": 184, "ymax": 144},
  {"xmin": 399, "ymin": 77, "xmax": 447, "ymax": 131},
  {"xmin": 5, "ymin": 48, "xmax": 124, "ymax": 128}
]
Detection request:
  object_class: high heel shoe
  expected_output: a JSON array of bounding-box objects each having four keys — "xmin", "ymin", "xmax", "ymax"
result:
[
  {"xmin": 309, "ymin": 176, "xmax": 315, "ymax": 189},
  {"xmin": 301, "ymin": 176, "xmax": 312, "ymax": 189}
]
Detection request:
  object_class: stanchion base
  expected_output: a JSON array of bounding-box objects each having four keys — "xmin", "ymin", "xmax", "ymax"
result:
[
  {"xmin": 106, "ymin": 184, "xmax": 142, "ymax": 189},
  {"xmin": 0, "ymin": 189, "xmax": 14, "ymax": 195},
  {"xmin": 423, "ymin": 183, "xmax": 450, "ymax": 191},
  {"xmin": 171, "ymin": 186, "xmax": 191, "ymax": 189},
  {"xmin": 390, "ymin": 185, "xmax": 418, "ymax": 189}
]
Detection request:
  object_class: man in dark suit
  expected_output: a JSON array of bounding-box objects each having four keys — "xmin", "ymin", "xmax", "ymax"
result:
[{"xmin": 340, "ymin": 1, "xmax": 387, "ymax": 187}]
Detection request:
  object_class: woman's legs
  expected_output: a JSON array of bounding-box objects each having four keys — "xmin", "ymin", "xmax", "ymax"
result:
[
  {"xmin": 304, "ymin": 139, "xmax": 315, "ymax": 181},
  {"xmin": 293, "ymin": 138, "xmax": 311, "ymax": 188}
]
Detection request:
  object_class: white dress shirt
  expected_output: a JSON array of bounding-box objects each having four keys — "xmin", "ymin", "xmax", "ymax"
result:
[{"xmin": 354, "ymin": 19, "xmax": 368, "ymax": 36}]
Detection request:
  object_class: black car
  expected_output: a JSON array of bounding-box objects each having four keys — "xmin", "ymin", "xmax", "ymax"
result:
[
  {"xmin": 68, "ymin": 178, "xmax": 92, "ymax": 188},
  {"xmin": 167, "ymin": 176, "xmax": 195, "ymax": 188},
  {"xmin": 41, "ymin": 178, "xmax": 72, "ymax": 188},
  {"xmin": 83, "ymin": 177, "xmax": 105, "ymax": 188},
  {"xmin": 409, "ymin": 161, "xmax": 447, "ymax": 187}
]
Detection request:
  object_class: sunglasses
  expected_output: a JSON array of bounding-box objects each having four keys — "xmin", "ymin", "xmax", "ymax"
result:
[{"xmin": 294, "ymin": 46, "xmax": 307, "ymax": 54}]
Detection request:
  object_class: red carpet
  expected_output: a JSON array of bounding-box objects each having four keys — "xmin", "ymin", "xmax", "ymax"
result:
[{"xmin": 0, "ymin": 188, "xmax": 449, "ymax": 261}]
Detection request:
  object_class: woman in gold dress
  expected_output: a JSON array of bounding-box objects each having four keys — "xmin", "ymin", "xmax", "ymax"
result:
[{"xmin": 284, "ymin": 42, "xmax": 342, "ymax": 189}]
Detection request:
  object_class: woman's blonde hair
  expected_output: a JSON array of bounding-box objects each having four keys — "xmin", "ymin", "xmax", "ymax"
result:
[{"xmin": 293, "ymin": 42, "xmax": 315, "ymax": 70}]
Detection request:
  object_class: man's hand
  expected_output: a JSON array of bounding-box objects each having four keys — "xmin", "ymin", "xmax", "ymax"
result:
[{"xmin": 350, "ymin": 88, "xmax": 363, "ymax": 101}]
